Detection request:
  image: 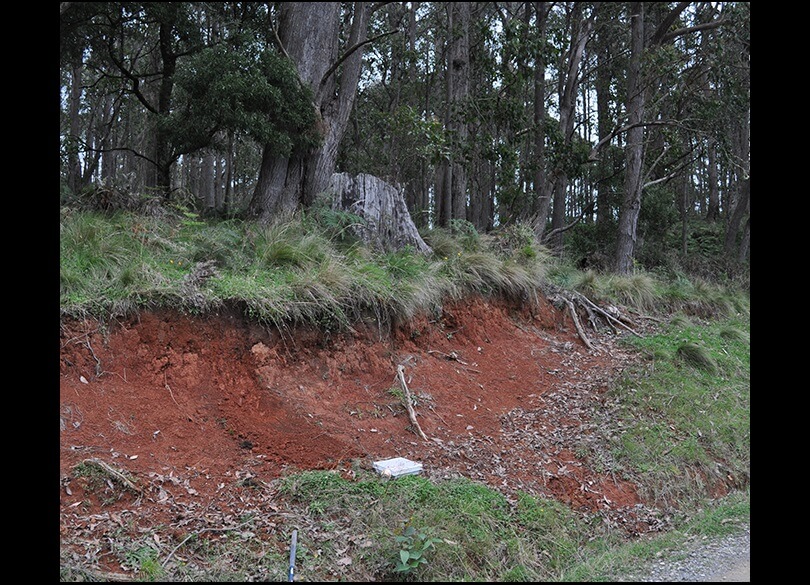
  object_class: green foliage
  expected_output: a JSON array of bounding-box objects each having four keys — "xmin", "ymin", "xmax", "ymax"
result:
[
  {"xmin": 306, "ymin": 193, "xmax": 365, "ymax": 245},
  {"xmin": 491, "ymin": 222, "xmax": 547, "ymax": 263},
  {"xmin": 564, "ymin": 220, "xmax": 616, "ymax": 271},
  {"xmin": 124, "ymin": 545, "xmax": 164, "ymax": 581},
  {"xmin": 168, "ymin": 40, "xmax": 320, "ymax": 158},
  {"xmin": 449, "ymin": 219, "xmax": 481, "ymax": 251},
  {"xmin": 636, "ymin": 185, "xmax": 680, "ymax": 269},
  {"xmin": 393, "ymin": 524, "xmax": 442, "ymax": 576}
]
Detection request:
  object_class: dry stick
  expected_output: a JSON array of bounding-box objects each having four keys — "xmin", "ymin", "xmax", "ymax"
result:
[
  {"xmin": 562, "ymin": 298, "xmax": 595, "ymax": 351},
  {"xmin": 162, "ymin": 519, "xmax": 255, "ymax": 568},
  {"xmin": 83, "ymin": 337, "xmax": 102, "ymax": 377},
  {"xmin": 83, "ymin": 457, "xmax": 142, "ymax": 494},
  {"xmin": 164, "ymin": 371, "xmax": 195, "ymax": 422},
  {"xmin": 571, "ymin": 290, "xmax": 643, "ymax": 338},
  {"xmin": 73, "ymin": 569, "xmax": 135, "ymax": 582},
  {"xmin": 396, "ymin": 365, "xmax": 428, "ymax": 441}
]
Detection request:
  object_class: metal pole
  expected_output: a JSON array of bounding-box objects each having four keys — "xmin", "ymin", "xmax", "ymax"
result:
[{"xmin": 288, "ymin": 529, "xmax": 298, "ymax": 582}]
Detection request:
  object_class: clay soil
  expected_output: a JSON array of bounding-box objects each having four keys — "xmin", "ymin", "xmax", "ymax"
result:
[{"xmin": 60, "ymin": 295, "xmax": 675, "ymax": 576}]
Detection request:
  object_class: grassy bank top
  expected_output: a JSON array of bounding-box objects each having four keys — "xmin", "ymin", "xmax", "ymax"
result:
[{"xmin": 60, "ymin": 204, "xmax": 748, "ymax": 328}]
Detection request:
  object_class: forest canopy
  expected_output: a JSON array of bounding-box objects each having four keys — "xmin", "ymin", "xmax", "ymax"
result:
[{"xmin": 59, "ymin": 2, "xmax": 750, "ymax": 279}]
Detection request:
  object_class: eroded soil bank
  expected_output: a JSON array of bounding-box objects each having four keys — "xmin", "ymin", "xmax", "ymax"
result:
[{"xmin": 61, "ymin": 295, "xmax": 689, "ymax": 575}]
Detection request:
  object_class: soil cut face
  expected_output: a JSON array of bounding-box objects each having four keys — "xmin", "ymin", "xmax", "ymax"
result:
[{"xmin": 61, "ymin": 295, "xmax": 668, "ymax": 574}]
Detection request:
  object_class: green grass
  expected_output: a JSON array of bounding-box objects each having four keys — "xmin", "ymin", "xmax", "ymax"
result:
[
  {"xmin": 272, "ymin": 471, "xmax": 593, "ymax": 582},
  {"xmin": 586, "ymin": 313, "xmax": 750, "ymax": 510},
  {"xmin": 60, "ymin": 206, "xmax": 749, "ymax": 582},
  {"xmin": 60, "ymin": 208, "xmax": 553, "ymax": 327}
]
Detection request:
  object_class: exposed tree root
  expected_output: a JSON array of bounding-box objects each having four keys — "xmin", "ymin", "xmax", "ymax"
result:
[{"xmin": 545, "ymin": 285, "xmax": 644, "ymax": 349}]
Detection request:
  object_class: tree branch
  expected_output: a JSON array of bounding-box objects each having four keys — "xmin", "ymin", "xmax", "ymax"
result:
[
  {"xmin": 320, "ymin": 29, "xmax": 400, "ymax": 88},
  {"xmin": 370, "ymin": 1, "xmax": 396, "ymax": 13},
  {"xmin": 106, "ymin": 49, "xmax": 159, "ymax": 115},
  {"xmin": 660, "ymin": 20, "xmax": 728, "ymax": 44},
  {"xmin": 587, "ymin": 120, "xmax": 672, "ymax": 162},
  {"xmin": 81, "ymin": 142, "xmax": 160, "ymax": 169},
  {"xmin": 541, "ymin": 200, "xmax": 595, "ymax": 244},
  {"xmin": 650, "ymin": 1, "xmax": 691, "ymax": 45},
  {"xmin": 396, "ymin": 365, "xmax": 428, "ymax": 441},
  {"xmin": 643, "ymin": 149, "xmax": 699, "ymax": 189}
]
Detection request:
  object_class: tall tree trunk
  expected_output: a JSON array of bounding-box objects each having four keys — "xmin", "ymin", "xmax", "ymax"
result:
[
  {"xmin": 201, "ymin": 149, "xmax": 215, "ymax": 211},
  {"xmin": 705, "ymin": 137, "xmax": 720, "ymax": 221},
  {"xmin": 100, "ymin": 94, "xmax": 117, "ymax": 184},
  {"xmin": 224, "ymin": 131, "xmax": 234, "ymax": 215},
  {"xmin": 723, "ymin": 30, "xmax": 750, "ymax": 263},
  {"xmin": 737, "ymin": 217, "xmax": 749, "ymax": 264},
  {"xmin": 249, "ymin": 2, "xmax": 370, "ymax": 223},
  {"xmin": 152, "ymin": 12, "xmax": 180, "ymax": 198},
  {"xmin": 614, "ymin": 2, "xmax": 645, "ymax": 275},
  {"xmin": 531, "ymin": 2, "xmax": 552, "ymax": 236},
  {"xmin": 723, "ymin": 175, "xmax": 749, "ymax": 260},
  {"xmin": 214, "ymin": 151, "xmax": 224, "ymax": 212},
  {"xmin": 67, "ymin": 63, "xmax": 84, "ymax": 194},
  {"xmin": 404, "ymin": 1, "xmax": 421, "ymax": 222},
  {"xmin": 594, "ymin": 5, "xmax": 618, "ymax": 227},
  {"xmin": 438, "ymin": 2, "xmax": 470, "ymax": 226},
  {"xmin": 547, "ymin": 2, "xmax": 592, "ymax": 252},
  {"xmin": 678, "ymin": 159, "xmax": 689, "ymax": 256}
]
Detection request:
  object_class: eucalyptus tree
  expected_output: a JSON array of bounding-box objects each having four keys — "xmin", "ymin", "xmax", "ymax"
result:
[
  {"xmin": 248, "ymin": 2, "xmax": 380, "ymax": 221},
  {"xmin": 715, "ymin": 2, "xmax": 749, "ymax": 264},
  {"xmin": 336, "ymin": 1, "xmax": 437, "ymax": 226},
  {"xmin": 590, "ymin": 2, "xmax": 626, "ymax": 231},
  {"xmin": 59, "ymin": 2, "xmax": 316, "ymax": 201},
  {"xmin": 435, "ymin": 1, "xmax": 472, "ymax": 227},
  {"xmin": 613, "ymin": 1, "xmax": 730, "ymax": 274},
  {"xmin": 537, "ymin": 2, "xmax": 596, "ymax": 251}
]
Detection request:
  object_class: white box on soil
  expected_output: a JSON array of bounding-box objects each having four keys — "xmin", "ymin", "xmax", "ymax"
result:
[{"xmin": 373, "ymin": 457, "xmax": 423, "ymax": 478}]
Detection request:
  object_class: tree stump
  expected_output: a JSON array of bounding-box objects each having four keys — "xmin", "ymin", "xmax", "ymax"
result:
[{"xmin": 328, "ymin": 172, "xmax": 432, "ymax": 255}]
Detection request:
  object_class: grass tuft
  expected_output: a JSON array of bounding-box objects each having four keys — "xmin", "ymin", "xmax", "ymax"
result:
[{"xmin": 676, "ymin": 342, "xmax": 718, "ymax": 373}]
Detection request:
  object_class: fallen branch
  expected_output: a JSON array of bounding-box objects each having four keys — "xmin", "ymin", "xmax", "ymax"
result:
[
  {"xmin": 561, "ymin": 297, "xmax": 594, "ymax": 350},
  {"xmin": 82, "ymin": 457, "xmax": 142, "ymax": 495},
  {"xmin": 65, "ymin": 568, "xmax": 136, "ymax": 582},
  {"xmin": 569, "ymin": 290, "xmax": 643, "ymax": 337},
  {"xmin": 396, "ymin": 365, "xmax": 428, "ymax": 441},
  {"xmin": 546, "ymin": 283, "xmax": 644, "ymax": 340}
]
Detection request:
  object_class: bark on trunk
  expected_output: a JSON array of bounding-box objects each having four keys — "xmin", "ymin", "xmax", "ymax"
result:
[
  {"xmin": 67, "ymin": 63, "xmax": 84, "ymax": 193},
  {"xmin": 614, "ymin": 3, "xmax": 645, "ymax": 275},
  {"xmin": 737, "ymin": 217, "xmax": 749, "ymax": 264},
  {"xmin": 438, "ymin": 2, "xmax": 470, "ymax": 226},
  {"xmin": 328, "ymin": 172, "xmax": 432, "ymax": 254},
  {"xmin": 547, "ymin": 3, "xmax": 591, "ymax": 252},
  {"xmin": 723, "ymin": 175, "xmax": 749, "ymax": 260},
  {"xmin": 249, "ymin": 2, "xmax": 370, "ymax": 223},
  {"xmin": 153, "ymin": 16, "xmax": 179, "ymax": 198},
  {"xmin": 531, "ymin": 1, "xmax": 552, "ymax": 236},
  {"xmin": 706, "ymin": 138, "xmax": 720, "ymax": 221}
]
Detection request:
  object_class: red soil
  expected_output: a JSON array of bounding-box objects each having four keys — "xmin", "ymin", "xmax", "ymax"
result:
[{"xmin": 60, "ymin": 295, "xmax": 664, "ymax": 558}]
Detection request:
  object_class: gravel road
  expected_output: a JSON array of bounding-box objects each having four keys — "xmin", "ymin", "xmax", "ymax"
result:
[{"xmin": 617, "ymin": 524, "xmax": 750, "ymax": 582}]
